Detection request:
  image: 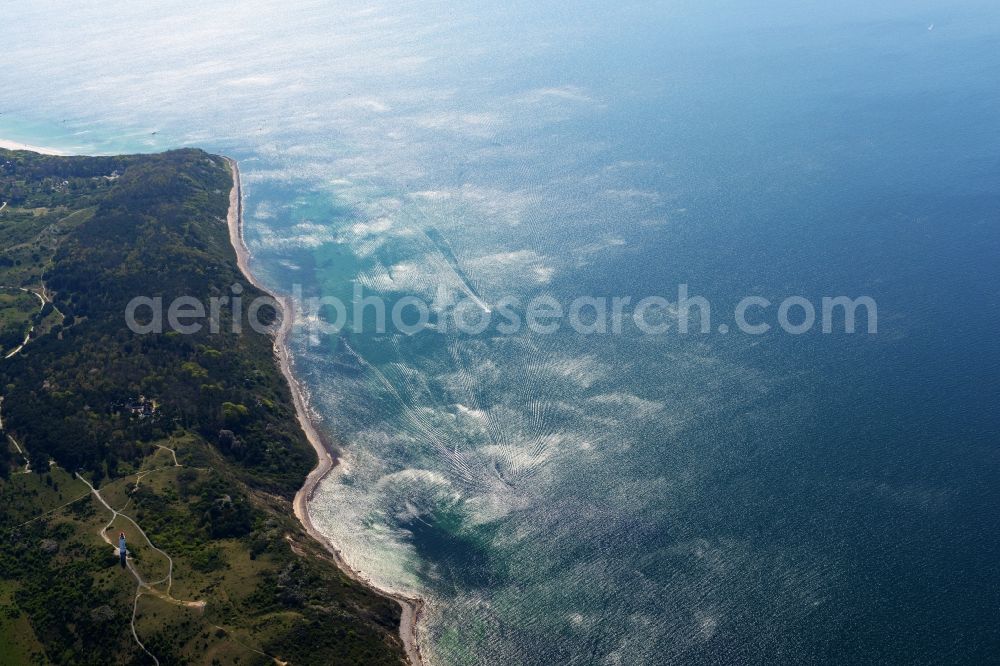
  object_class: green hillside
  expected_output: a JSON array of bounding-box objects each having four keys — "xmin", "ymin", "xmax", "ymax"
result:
[{"xmin": 0, "ymin": 147, "xmax": 406, "ymax": 665}]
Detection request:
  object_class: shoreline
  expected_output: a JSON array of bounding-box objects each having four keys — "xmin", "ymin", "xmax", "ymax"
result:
[
  {"xmin": 0, "ymin": 139, "xmax": 68, "ymax": 155},
  {"xmin": 223, "ymin": 157, "xmax": 426, "ymax": 666}
]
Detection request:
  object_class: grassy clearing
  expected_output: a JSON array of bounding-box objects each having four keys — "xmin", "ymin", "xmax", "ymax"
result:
[
  {"xmin": 0, "ymin": 579, "xmax": 46, "ymax": 665},
  {"xmin": 0, "ymin": 464, "xmax": 88, "ymax": 526},
  {"xmin": 0, "ymin": 289, "xmax": 39, "ymax": 357}
]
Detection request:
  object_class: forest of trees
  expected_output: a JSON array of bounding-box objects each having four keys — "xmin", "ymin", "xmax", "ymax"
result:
[{"xmin": 0, "ymin": 149, "xmax": 313, "ymax": 494}]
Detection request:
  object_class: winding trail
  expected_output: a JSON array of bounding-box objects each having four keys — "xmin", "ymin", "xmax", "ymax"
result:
[
  {"xmin": 81, "ymin": 456, "xmax": 287, "ymax": 665},
  {"xmin": 0, "ymin": 282, "xmax": 62, "ymax": 475},
  {"xmin": 77, "ymin": 472, "xmax": 206, "ymax": 665},
  {"xmin": 224, "ymin": 157, "xmax": 426, "ymax": 665},
  {"xmin": 0, "ymin": 285, "xmax": 47, "ymax": 472},
  {"xmin": 1, "ymin": 286, "xmax": 45, "ymax": 359},
  {"xmin": 155, "ymin": 443, "xmax": 181, "ymax": 467},
  {"xmin": 0, "ymin": 397, "xmax": 31, "ymax": 473},
  {"xmin": 77, "ymin": 473, "xmax": 203, "ymax": 604}
]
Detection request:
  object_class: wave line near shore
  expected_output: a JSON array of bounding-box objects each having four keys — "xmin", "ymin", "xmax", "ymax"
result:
[{"xmin": 222, "ymin": 157, "xmax": 426, "ymax": 666}]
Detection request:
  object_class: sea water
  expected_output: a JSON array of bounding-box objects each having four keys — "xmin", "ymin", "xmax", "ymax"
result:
[{"xmin": 3, "ymin": 0, "xmax": 1000, "ymax": 662}]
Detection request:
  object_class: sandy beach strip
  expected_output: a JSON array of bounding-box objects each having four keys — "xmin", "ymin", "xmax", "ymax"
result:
[
  {"xmin": 223, "ymin": 157, "xmax": 426, "ymax": 666},
  {"xmin": 0, "ymin": 139, "xmax": 68, "ymax": 155}
]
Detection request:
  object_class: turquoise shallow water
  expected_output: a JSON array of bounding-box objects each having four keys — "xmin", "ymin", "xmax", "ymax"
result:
[{"xmin": 4, "ymin": 1, "xmax": 1000, "ymax": 662}]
